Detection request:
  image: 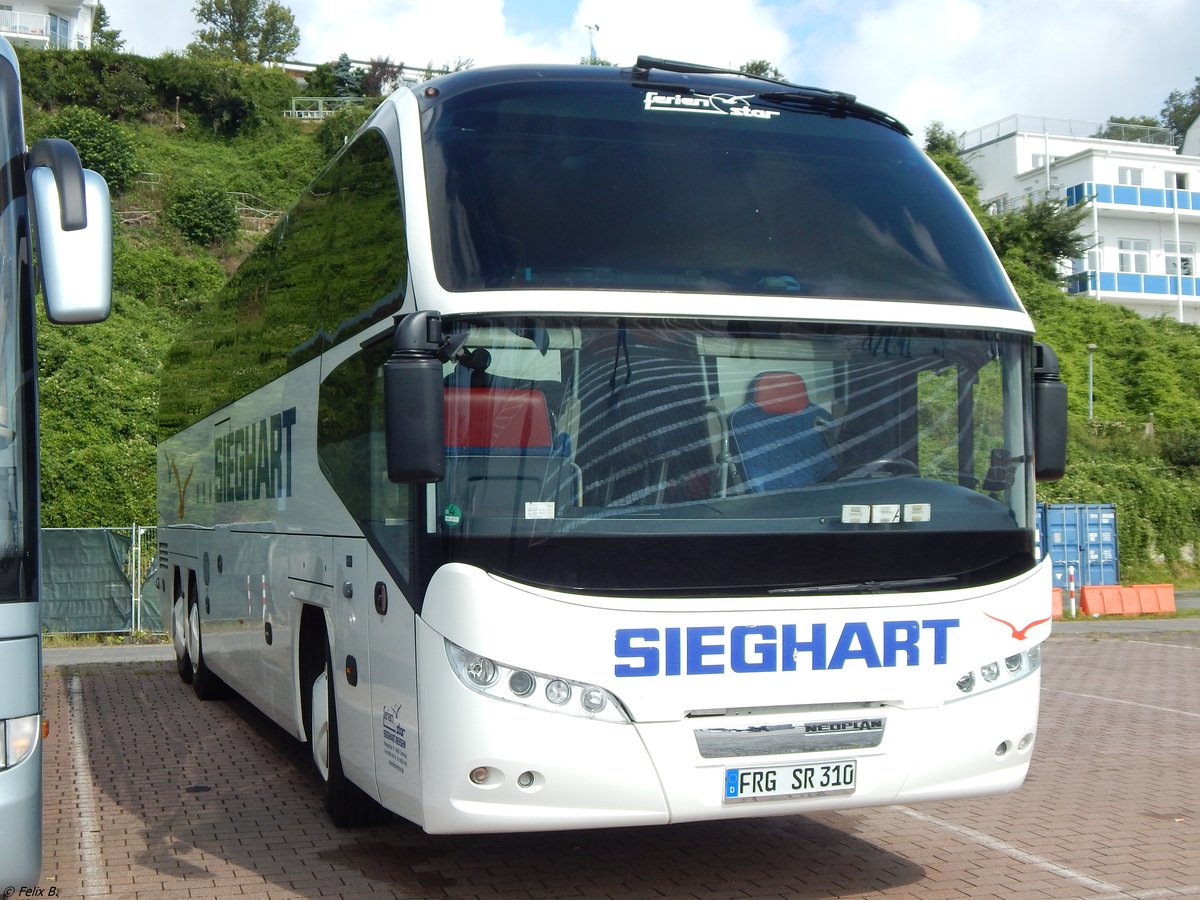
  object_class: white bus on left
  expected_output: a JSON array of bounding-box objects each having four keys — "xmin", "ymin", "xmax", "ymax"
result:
[{"xmin": 0, "ymin": 36, "xmax": 112, "ymax": 885}]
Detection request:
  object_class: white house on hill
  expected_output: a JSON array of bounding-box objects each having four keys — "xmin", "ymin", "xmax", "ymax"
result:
[
  {"xmin": 960, "ymin": 114, "xmax": 1200, "ymax": 324},
  {"xmin": 0, "ymin": 0, "xmax": 96, "ymax": 51}
]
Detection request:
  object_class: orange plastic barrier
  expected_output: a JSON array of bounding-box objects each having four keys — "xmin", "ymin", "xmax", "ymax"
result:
[
  {"xmin": 1080, "ymin": 584, "xmax": 1175, "ymax": 616},
  {"xmin": 1131, "ymin": 584, "xmax": 1175, "ymax": 614},
  {"xmin": 1052, "ymin": 589, "xmax": 1063, "ymax": 619},
  {"xmin": 1080, "ymin": 585, "xmax": 1122, "ymax": 616}
]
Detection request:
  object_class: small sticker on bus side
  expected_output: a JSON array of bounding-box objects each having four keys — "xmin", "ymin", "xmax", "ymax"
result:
[{"xmin": 525, "ymin": 501, "xmax": 555, "ymax": 520}]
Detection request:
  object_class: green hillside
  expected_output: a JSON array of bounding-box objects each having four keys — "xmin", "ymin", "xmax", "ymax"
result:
[{"xmin": 19, "ymin": 48, "xmax": 1200, "ymax": 582}]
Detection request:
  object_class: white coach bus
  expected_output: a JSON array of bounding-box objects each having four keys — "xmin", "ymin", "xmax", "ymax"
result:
[
  {"xmin": 156, "ymin": 57, "xmax": 1067, "ymax": 832},
  {"xmin": 0, "ymin": 38, "xmax": 112, "ymax": 883}
]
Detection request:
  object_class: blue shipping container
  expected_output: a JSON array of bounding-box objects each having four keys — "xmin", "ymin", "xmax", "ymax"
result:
[{"xmin": 1040, "ymin": 503, "xmax": 1119, "ymax": 589}]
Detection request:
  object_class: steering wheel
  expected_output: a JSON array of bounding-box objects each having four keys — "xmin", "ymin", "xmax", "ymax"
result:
[{"xmin": 838, "ymin": 457, "xmax": 919, "ymax": 479}]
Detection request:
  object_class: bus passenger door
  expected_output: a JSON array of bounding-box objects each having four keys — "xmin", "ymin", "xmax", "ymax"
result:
[
  {"xmin": 366, "ymin": 556, "xmax": 421, "ymax": 823},
  {"xmin": 333, "ymin": 537, "xmax": 378, "ymax": 799}
]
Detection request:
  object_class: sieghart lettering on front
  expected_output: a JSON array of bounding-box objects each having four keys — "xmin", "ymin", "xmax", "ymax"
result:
[
  {"xmin": 214, "ymin": 407, "xmax": 297, "ymax": 503},
  {"xmin": 613, "ymin": 620, "xmax": 960, "ymax": 677}
]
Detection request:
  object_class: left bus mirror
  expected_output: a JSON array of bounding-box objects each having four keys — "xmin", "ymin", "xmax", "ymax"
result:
[
  {"xmin": 26, "ymin": 138, "xmax": 113, "ymax": 324},
  {"xmin": 1032, "ymin": 342, "xmax": 1067, "ymax": 482},
  {"xmin": 383, "ymin": 311, "xmax": 465, "ymax": 483}
]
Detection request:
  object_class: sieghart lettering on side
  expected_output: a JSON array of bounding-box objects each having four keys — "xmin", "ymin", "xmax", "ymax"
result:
[
  {"xmin": 213, "ymin": 407, "xmax": 297, "ymax": 503},
  {"xmin": 613, "ymin": 620, "xmax": 960, "ymax": 677}
]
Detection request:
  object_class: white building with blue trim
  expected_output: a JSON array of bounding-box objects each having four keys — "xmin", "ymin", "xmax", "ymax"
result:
[
  {"xmin": 960, "ymin": 114, "xmax": 1200, "ymax": 323},
  {"xmin": 0, "ymin": 1, "xmax": 96, "ymax": 51}
]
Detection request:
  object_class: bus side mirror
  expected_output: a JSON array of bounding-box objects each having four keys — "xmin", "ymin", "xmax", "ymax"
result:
[
  {"xmin": 26, "ymin": 138, "xmax": 112, "ymax": 324},
  {"xmin": 383, "ymin": 311, "xmax": 465, "ymax": 483},
  {"xmin": 1032, "ymin": 342, "xmax": 1067, "ymax": 482}
]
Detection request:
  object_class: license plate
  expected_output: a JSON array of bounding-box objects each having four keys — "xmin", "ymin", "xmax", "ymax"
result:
[{"xmin": 723, "ymin": 760, "xmax": 857, "ymax": 802}]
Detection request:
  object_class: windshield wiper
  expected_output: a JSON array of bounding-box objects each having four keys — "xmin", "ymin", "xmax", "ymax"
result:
[
  {"xmin": 768, "ymin": 575, "xmax": 958, "ymax": 595},
  {"xmin": 757, "ymin": 90, "xmax": 909, "ymax": 135},
  {"xmin": 629, "ymin": 55, "xmax": 910, "ymax": 135}
]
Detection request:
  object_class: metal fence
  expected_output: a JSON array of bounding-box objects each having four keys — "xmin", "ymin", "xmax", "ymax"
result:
[{"xmin": 40, "ymin": 525, "xmax": 162, "ymax": 635}]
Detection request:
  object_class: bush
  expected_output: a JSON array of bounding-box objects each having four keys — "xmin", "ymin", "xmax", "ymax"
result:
[
  {"xmin": 165, "ymin": 183, "xmax": 240, "ymax": 245},
  {"xmin": 30, "ymin": 105, "xmax": 137, "ymax": 194},
  {"xmin": 140, "ymin": 53, "xmax": 299, "ymax": 136},
  {"xmin": 315, "ymin": 103, "xmax": 373, "ymax": 158}
]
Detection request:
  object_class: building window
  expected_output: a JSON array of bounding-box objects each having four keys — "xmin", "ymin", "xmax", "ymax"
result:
[
  {"xmin": 1167, "ymin": 172, "xmax": 1190, "ymax": 190},
  {"xmin": 1118, "ymin": 238, "xmax": 1149, "ymax": 274},
  {"xmin": 1118, "ymin": 167, "xmax": 1144, "ymax": 187},
  {"xmin": 1166, "ymin": 241, "xmax": 1195, "ymax": 276},
  {"xmin": 48, "ymin": 14, "xmax": 68, "ymax": 49}
]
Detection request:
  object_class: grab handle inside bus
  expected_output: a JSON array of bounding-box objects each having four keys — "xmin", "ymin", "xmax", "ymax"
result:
[{"xmin": 383, "ymin": 310, "xmax": 465, "ymax": 483}]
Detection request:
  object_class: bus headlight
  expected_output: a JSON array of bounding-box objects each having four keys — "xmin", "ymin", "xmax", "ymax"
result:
[
  {"xmin": 0, "ymin": 715, "xmax": 40, "ymax": 770},
  {"xmin": 446, "ymin": 640, "xmax": 630, "ymax": 723},
  {"xmin": 950, "ymin": 645, "xmax": 1042, "ymax": 702}
]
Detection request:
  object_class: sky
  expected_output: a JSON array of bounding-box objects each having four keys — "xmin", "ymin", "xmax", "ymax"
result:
[{"xmin": 99, "ymin": 0, "xmax": 1200, "ymax": 139}]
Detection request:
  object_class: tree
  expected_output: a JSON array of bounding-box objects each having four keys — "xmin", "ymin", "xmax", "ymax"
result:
[
  {"xmin": 922, "ymin": 121, "xmax": 1087, "ymax": 281},
  {"xmin": 986, "ymin": 198, "xmax": 1090, "ymax": 283},
  {"xmin": 329, "ymin": 53, "xmax": 362, "ymax": 97},
  {"xmin": 740, "ymin": 59, "xmax": 785, "ymax": 80},
  {"xmin": 1162, "ymin": 78, "xmax": 1200, "ymax": 143},
  {"xmin": 256, "ymin": 0, "xmax": 300, "ymax": 62},
  {"xmin": 360, "ymin": 56, "xmax": 404, "ymax": 97},
  {"xmin": 191, "ymin": 0, "xmax": 299, "ymax": 64},
  {"xmin": 90, "ymin": 2, "xmax": 125, "ymax": 52},
  {"xmin": 579, "ymin": 56, "xmax": 615, "ymax": 66},
  {"xmin": 1095, "ymin": 115, "xmax": 1163, "ymax": 141},
  {"xmin": 924, "ymin": 121, "xmax": 982, "ymax": 213}
]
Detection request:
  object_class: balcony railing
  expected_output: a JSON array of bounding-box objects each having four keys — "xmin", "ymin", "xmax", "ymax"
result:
[
  {"xmin": 1069, "ymin": 270, "xmax": 1197, "ymax": 297},
  {"xmin": 1066, "ymin": 182, "xmax": 1200, "ymax": 212},
  {"xmin": 960, "ymin": 115, "xmax": 1175, "ymax": 151},
  {"xmin": 283, "ymin": 97, "xmax": 366, "ymax": 120},
  {"xmin": 0, "ymin": 10, "xmax": 79, "ymax": 49}
]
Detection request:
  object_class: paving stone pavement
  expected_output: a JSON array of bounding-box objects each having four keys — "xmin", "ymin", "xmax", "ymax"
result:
[{"xmin": 27, "ymin": 627, "xmax": 1200, "ymax": 899}]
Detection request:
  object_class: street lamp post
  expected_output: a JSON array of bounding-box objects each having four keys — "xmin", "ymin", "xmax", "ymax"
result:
[{"xmin": 1087, "ymin": 342, "xmax": 1097, "ymax": 420}]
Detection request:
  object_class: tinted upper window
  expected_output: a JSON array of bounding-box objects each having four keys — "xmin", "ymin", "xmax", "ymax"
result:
[{"xmin": 422, "ymin": 75, "xmax": 1019, "ymax": 308}]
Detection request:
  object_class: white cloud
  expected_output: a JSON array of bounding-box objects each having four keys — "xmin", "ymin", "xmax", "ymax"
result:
[
  {"xmin": 568, "ymin": 0, "xmax": 790, "ymax": 69},
  {"xmin": 789, "ymin": 0, "xmax": 1200, "ymax": 138}
]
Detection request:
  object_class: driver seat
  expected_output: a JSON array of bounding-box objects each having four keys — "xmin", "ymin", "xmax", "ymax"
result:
[{"xmin": 729, "ymin": 371, "xmax": 836, "ymax": 492}]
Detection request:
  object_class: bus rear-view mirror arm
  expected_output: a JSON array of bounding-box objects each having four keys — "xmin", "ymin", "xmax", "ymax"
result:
[
  {"xmin": 383, "ymin": 310, "xmax": 465, "ymax": 483},
  {"xmin": 1032, "ymin": 342, "xmax": 1066, "ymax": 482},
  {"xmin": 25, "ymin": 137, "xmax": 112, "ymax": 324}
]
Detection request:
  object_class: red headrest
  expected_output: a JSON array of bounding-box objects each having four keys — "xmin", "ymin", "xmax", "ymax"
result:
[
  {"xmin": 752, "ymin": 371, "xmax": 809, "ymax": 415},
  {"xmin": 444, "ymin": 388, "xmax": 552, "ymax": 449}
]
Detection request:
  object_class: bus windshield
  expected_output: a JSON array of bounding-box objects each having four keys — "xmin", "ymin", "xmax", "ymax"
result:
[
  {"xmin": 321, "ymin": 316, "xmax": 1036, "ymax": 598},
  {"xmin": 422, "ymin": 77, "xmax": 1018, "ymax": 308}
]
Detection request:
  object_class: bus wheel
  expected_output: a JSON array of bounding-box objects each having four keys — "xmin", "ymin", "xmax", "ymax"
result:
[
  {"xmin": 173, "ymin": 593, "xmax": 192, "ymax": 684},
  {"xmin": 310, "ymin": 643, "xmax": 387, "ymax": 827},
  {"xmin": 187, "ymin": 598, "xmax": 223, "ymax": 701}
]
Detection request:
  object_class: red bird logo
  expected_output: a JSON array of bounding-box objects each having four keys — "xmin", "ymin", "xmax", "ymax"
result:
[{"xmin": 984, "ymin": 613, "xmax": 1051, "ymax": 641}]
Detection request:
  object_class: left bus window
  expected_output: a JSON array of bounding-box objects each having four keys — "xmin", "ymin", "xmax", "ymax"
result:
[{"xmin": 0, "ymin": 62, "xmax": 33, "ymax": 604}]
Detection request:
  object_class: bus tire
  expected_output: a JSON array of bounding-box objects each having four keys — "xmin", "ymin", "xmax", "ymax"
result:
[
  {"xmin": 173, "ymin": 593, "xmax": 192, "ymax": 684},
  {"xmin": 310, "ymin": 642, "xmax": 387, "ymax": 827},
  {"xmin": 187, "ymin": 597, "xmax": 224, "ymax": 701}
]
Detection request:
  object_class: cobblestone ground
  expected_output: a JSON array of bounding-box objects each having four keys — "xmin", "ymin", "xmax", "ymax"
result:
[{"xmin": 30, "ymin": 631, "xmax": 1200, "ymax": 899}]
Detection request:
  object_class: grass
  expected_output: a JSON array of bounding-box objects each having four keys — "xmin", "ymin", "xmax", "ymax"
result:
[{"xmin": 42, "ymin": 631, "xmax": 169, "ymax": 648}]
